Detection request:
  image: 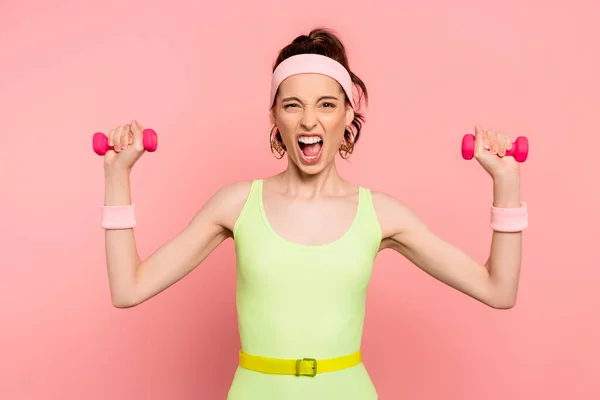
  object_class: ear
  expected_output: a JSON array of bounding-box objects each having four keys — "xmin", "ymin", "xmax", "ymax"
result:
[
  {"xmin": 345, "ymin": 104, "xmax": 355, "ymax": 127},
  {"xmin": 269, "ymin": 108, "xmax": 276, "ymax": 125}
]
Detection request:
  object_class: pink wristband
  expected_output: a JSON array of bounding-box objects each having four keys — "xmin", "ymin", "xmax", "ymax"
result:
[
  {"xmin": 101, "ymin": 204, "xmax": 136, "ymax": 229},
  {"xmin": 490, "ymin": 202, "xmax": 528, "ymax": 232}
]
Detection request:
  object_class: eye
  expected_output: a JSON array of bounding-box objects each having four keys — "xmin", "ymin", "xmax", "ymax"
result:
[
  {"xmin": 321, "ymin": 102, "xmax": 336, "ymax": 108},
  {"xmin": 284, "ymin": 103, "xmax": 299, "ymax": 109}
]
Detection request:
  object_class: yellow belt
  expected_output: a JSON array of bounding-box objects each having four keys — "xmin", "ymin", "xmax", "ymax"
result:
[{"xmin": 239, "ymin": 350, "xmax": 362, "ymax": 377}]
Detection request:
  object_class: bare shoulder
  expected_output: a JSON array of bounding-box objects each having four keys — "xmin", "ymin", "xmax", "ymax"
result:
[
  {"xmin": 208, "ymin": 180, "xmax": 254, "ymax": 233},
  {"xmin": 182, "ymin": 180, "xmax": 253, "ymax": 240},
  {"xmin": 370, "ymin": 190, "xmax": 429, "ymax": 242}
]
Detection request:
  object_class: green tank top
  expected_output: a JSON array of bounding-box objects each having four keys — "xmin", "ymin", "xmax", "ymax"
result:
[{"xmin": 228, "ymin": 179, "xmax": 382, "ymax": 399}]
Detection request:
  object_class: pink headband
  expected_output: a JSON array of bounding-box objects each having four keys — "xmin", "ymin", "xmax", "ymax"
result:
[{"xmin": 270, "ymin": 53, "xmax": 354, "ymax": 107}]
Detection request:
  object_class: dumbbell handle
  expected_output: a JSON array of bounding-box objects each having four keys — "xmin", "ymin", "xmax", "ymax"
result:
[
  {"xmin": 461, "ymin": 134, "xmax": 529, "ymax": 163},
  {"xmin": 92, "ymin": 129, "xmax": 158, "ymax": 156}
]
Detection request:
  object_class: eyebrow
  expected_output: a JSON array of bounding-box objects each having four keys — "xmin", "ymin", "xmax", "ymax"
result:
[{"xmin": 281, "ymin": 95, "xmax": 340, "ymax": 103}]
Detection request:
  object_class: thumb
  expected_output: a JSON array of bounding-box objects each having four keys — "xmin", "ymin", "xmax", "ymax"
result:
[
  {"xmin": 473, "ymin": 125, "xmax": 486, "ymax": 158},
  {"xmin": 131, "ymin": 120, "xmax": 144, "ymax": 150}
]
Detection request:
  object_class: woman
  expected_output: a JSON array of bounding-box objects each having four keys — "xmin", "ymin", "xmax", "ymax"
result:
[{"xmin": 100, "ymin": 28, "xmax": 527, "ymax": 399}]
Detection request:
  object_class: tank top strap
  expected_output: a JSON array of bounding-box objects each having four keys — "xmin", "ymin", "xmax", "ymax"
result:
[
  {"xmin": 232, "ymin": 179, "xmax": 263, "ymax": 240},
  {"xmin": 354, "ymin": 186, "xmax": 383, "ymax": 256}
]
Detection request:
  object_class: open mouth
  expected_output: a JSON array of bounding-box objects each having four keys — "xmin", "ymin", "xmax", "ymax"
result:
[{"xmin": 297, "ymin": 136, "xmax": 323, "ymax": 164}]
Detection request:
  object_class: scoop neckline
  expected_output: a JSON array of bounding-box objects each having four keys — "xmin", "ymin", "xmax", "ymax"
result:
[{"xmin": 257, "ymin": 179, "xmax": 362, "ymax": 250}]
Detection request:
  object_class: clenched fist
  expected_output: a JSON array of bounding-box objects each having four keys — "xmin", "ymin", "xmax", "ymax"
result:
[{"xmin": 104, "ymin": 120, "xmax": 147, "ymax": 172}]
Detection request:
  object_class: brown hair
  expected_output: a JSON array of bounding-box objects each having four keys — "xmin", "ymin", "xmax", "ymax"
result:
[{"xmin": 271, "ymin": 27, "xmax": 368, "ymax": 158}]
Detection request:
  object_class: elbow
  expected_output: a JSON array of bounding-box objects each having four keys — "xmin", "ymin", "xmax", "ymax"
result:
[
  {"xmin": 112, "ymin": 300, "xmax": 136, "ymax": 309},
  {"xmin": 111, "ymin": 293, "xmax": 139, "ymax": 309},
  {"xmin": 486, "ymin": 279, "xmax": 518, "ymax": 309},
  {"xmin": 488, "ymin": 296, "xmax": 517, "ymax": 310},
  {"xmin": 491, "ymin": 301, "xmax": 515, "ymax": 310}
]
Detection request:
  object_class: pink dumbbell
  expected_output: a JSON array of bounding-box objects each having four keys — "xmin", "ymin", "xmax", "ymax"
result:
[
  {"xmin": 461, "ymin": 134, "xmax": 529, "ymax": 163},
  {"xmin": 93, "ymin": 129, "xmax": 158, "ymax": 156}
]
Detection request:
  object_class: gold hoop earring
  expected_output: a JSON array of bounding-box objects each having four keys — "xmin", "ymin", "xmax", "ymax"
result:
[
  {"xmin": 339, "ymin": 127, "xmax": 355, "ymax": 160},
  {"xmin": 270, "ymin": 126, "xmax": 286, "ymax": 159}
]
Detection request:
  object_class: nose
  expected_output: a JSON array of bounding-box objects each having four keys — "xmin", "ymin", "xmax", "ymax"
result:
[{"xmin": 300, "ymin": 106, "xmax": 318, "ymax": 130}]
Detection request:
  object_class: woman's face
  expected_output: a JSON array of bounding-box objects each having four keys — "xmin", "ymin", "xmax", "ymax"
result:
[{"xmin": 270, "ymin": 73, "xmax": 354, "ymax": 174}]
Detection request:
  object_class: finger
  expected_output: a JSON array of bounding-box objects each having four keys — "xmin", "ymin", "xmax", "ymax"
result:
[
  {"xmin": 496, "ymin": 133, "xmax": 507, "ymax": 156},
  {"xmin": 121, "ymin": 124, "xmax": 131, "ymax": 149},
  {"xmin": 474, "ymin": 125, "xmax": 486, "ymax": 155},
  {"xmin": 113, "ymin": 126, "xmax": 123, "ymax": 152},
  {"xmin": 127, "ymin": 123, "xmax": 133, "ymax": 145},
  {"xmin": 486, "ymin": 130, "xmax": 498, "ymax": 155},
  {"xmin": 108, "ymin": 128, "xmax": 116, "ymax": 147},
  {"xmin": 505, "ymin": 135, "xmax": 512, "ymax": 151},
  {"xmin": 477, "ymin": 126, "xmax": 490, "ymax": 150}
]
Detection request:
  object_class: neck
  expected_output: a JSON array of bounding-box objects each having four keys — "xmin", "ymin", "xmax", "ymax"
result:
[{"xmin": 275, "ymin": 159, "xmax": 347, "ymax": 199}]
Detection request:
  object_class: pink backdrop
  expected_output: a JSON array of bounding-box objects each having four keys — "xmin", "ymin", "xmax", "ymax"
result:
[{"xmin": 1, "ymin": 0, "xmax": 599, "ymax": 399}]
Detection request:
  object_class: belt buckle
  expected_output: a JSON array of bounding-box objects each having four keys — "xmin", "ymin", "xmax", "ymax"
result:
[{"xmin": 295, "ymin": 358, "xmax": 317, "ymax": 377}]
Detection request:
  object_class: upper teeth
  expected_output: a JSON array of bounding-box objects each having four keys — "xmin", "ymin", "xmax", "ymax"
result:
[{"xmin": 298, "ymin": 136, "xmax": 322, "ymax": 144}]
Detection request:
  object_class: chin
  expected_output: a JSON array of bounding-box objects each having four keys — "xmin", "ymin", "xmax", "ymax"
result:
[{"xmin": 296, "ymin": 163, "xmax": 325, "ymax": 175}]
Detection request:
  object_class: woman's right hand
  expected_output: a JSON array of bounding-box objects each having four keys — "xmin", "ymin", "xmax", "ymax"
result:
[{"xmin": 104, "ymin": 120, "xmax": 147, "ymax": 172}]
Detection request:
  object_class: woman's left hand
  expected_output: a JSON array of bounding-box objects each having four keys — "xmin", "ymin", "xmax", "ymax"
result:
[{"xmin": 473, "ymin": 125, "xmax": 520, "ymax": 181}]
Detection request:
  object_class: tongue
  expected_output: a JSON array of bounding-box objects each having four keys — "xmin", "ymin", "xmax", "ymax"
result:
[{"xmin": 303, "ymin": 142, "xmax": 322, "ymax": 156}]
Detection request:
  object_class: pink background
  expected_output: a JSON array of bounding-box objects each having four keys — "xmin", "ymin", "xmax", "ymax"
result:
[{"xmin": 1, "ymin": 0, "xmax": 599, "ymax": 399}]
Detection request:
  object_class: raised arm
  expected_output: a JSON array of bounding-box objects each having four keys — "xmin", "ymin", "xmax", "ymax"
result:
[
  {"xmin": 373, "ymin": 182, "xmax": 522, "ymax": 309},
  {"xmin": 100, "ymin": 120, "xmax": 250, "ymax": 308},
  {"xmin": 105, "ymin": 173, "xmax": 250, "ymax": 308},
  {"xmin": 373, "ymin": 126, "xmax": 525, "ymax": 309}
]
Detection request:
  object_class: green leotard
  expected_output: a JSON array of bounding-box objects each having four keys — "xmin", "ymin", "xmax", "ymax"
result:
[{"xmin": 227, "ymin": 179, "xmax": 382, "ymax": 399}]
